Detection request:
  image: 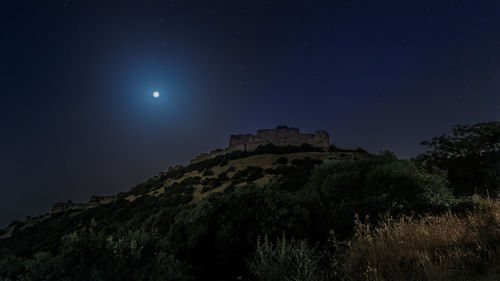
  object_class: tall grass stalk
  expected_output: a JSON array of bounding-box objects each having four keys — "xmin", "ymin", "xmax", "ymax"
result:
[{"xmin": 345, "ymin": 200, "xmax": 500, "ymax": 281}]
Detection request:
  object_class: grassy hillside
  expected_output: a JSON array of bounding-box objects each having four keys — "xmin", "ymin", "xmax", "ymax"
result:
[
  {"xmin": 1, "ymin": 123, "xmax": 499, "ymax": 281},
  {"xmin": 0, "ymin": 145, "xmax": 367, "ymax": 279}
]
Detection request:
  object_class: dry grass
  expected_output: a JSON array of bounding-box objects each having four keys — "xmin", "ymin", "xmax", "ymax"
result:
[{"xmin": 345, "ymin": 200, "xmax": 500, "ymax": 281}]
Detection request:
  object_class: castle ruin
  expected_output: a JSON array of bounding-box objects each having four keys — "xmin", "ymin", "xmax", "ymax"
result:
[{"xmin": 193, "ymin": 126, "xmax": 329, "ymax": 162}]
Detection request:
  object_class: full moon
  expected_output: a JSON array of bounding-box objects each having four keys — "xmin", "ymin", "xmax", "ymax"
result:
[{"xmin": 153, "ymin": 91, "xmax": 160, "ymax": 98}]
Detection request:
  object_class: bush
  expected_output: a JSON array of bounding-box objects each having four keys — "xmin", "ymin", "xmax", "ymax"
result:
[
  {"xmin": 275, "ymin": 156, "xmax": 288, "ymax": 165},
  {"xmin": 301, "ymin": 152, "xmax": 456, "ymax": 239},
  {"xmin": 180, "ymin": 176, "xmax": 201, "ymax": 186},
  {"xmin": 276, "ymin": 157, "xmax": 323, "ymax": 192},
  {"xmin": 418, "ymin": 122, "xmax": 500, "ymax": 196},
  {"xmin": 203, "ymin": 168, "xmax": 214, "ymax": 176},
  {"xmin": 223, "ymin": 184, "xmax": 236, "ymax": 193},
  {"xmin": 129, "ymin": 177, "xmax": 164, "ymax": 195},
  {"xmin": 200, "ymin": 185, "xmax": 215, "ymax": 193},
  {"xmin": 19, "ymin": 228, "xmax": 193, "ymax": 281},
  {"xmin": 201, "ymin": 177, "xmax": 223, "ymax": 189},
  {"xmin": 231, "ymin": 166, "xmax": 264, "ymax": 185},
  {"xmin": 217, "ymin": 171, "xmax": 229, "ymax": 181},
  {"xmin": 0, "ymin": 251, "xmax": 25, "ymax": 280},
  {"xmin": 246, "ymin": 166, "xmax": 264, "ymax": 182},
  {"xmin": 249, "ymin": 231, "xmax": 349, "ymax": 281},
  {"xmin": 264, "ymin": 168, "xmax": 276, "ymax": 174},
  {"xmin": 167, "ymin": 185, "xmax": 310, "ymax": 280},
  {"xmin": 249, "ymin": 235, "xmax": 323, "ymax": 281}
]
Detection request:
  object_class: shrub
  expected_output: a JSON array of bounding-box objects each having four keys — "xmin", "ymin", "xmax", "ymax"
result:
[
  {"xmin": 200, "ymin": 185, "xmax": 215, "ymax": 193},
  {"xmin": 418, "ymin": 122, "xmax": 500, "ymax": 196},
  {"xmin": 202, "ymin": 168, "xmax": 214, "ymax": 176},
  {"xmin": 231, "ymin": 170, "xmax": 247, "ymax": 184},
  {"xmin": 249, "ymin": 235, "xmax": 323, "ymax": 281},
  {"xmin": 201, "ymin": 177, "xmax": 223, "ymax": 189},
  {"xmin": 181, "ymin": 176, "xmax": 201, "ymax": 186},
  {"xmin": 276, "ymin": 158, "xmax": 323, "ymax": 192},
  {"xmin": 167, "ymin": 186, "xmax": 310, "ymax": 280},
  {"xmin": 157, "ymin": 166, "xmax": 187, "ymax": 181},
  {"xmin": 129, "ymin": 177, "xmax": 163, "ymax": 195},
  {"xmin": 231, "ymin": 166, "xmax": 264, "ymax": 185},
  {"xmin": 217, "ymin": 171, "xmax": 229, "ymax": 181},
  {"xmin": 21, "ymin": 228, "xmax": 194, "ymax": 281},
  {"xmin": 0, "ymin": 251, "xmax": 25, "ymax": 280},
  {"xmin": 246, "ymin": 166, "xmax": 264, "ymax": 182},
  {"xmin": 219, "ymin": 159, "xmax": 229, "ymax": 167},
  {"xmin": 264, "ymin": 168, "xmax": 276, "ymax": 174},
  {"xmin": 276, "ymin": 156, "xmax": 288, "ymax": 165},
  {"xmin": 223, "ymin": 184, "xmax": 236, "ymax": 193},
  {"xmin": 301, "ymin": 152, "xmax": 456, "ymax": 240}
]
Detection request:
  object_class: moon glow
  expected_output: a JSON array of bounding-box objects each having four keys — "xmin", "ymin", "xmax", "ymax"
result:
[{"xmin": 153, "ymin": 91, "xmax": 160, "ymax": 98}]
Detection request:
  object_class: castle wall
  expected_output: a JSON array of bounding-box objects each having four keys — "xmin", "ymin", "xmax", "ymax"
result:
[
  {"xmin": 229, "ymin": 134, "xmax": 252, "ymax": 146},
  {"xmin": 233, "ymin": 127, "xmax": 329, "ymax": 152},
  {"xmin": 191, "ymin": 127, "xmax": 330, "ymax": 163},
  {"xmin": 51, "ymin": 195, "xmax": 117, "ymax": 215}
]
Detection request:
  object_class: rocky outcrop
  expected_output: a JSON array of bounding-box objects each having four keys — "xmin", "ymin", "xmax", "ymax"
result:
[
  {"xmin": 51, "ymin": 195, "xmax": 117, "ymax": 215},
  {"xmin": 51, "ymin": 200, "xmax": 87, "ymax": 214},
  {"xmin": 89, "ymin": 195, "xmax": 117, "ymax": 205}
]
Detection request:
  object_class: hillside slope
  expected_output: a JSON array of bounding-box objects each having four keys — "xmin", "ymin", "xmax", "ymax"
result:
[
  {"xmin": 0, "ymin": 145, "xmax": 364, "ymax": 254},
  {"xmin": 2, "ymin": 144, "xmax": 489, "ymax": 281}
]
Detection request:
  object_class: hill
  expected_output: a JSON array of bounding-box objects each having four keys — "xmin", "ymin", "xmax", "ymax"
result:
[
  {"xmin": 1, "ymin": 122, "xmax": 499, "ymax": 281},
  {"xmin": 0, "ymin": 144, "xmax": 367, "ymax": 277}
]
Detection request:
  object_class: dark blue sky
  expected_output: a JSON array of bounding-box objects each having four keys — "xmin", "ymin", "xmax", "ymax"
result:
[{"xmin": 1, "ymin": 0, "xmax": 500, "ymax": 225}]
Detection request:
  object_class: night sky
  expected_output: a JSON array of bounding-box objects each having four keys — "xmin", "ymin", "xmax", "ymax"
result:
[{"xmin": 1, "ymin": 0, "xmax": 500, "ymax": 226}]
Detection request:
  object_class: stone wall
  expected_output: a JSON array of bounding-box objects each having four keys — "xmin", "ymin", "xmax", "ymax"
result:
[
  {"xmin": 51, "ymin": 195, "xmax": 117, "ymax": 215},
  {"xmin": 192, "ymin": 126, "xmax": 329, "ymax": 163},
  {"xmin": 228, "ymin": 126, "xmax": 329, "ymax": 152}
]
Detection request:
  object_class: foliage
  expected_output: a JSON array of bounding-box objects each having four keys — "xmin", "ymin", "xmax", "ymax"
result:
[
  {"xmin": 129, "ymin": 177, "xmax": 164, "ymax": 195},
  {"xmin": 188, "ymin": 143, "xmax": 326, "ymax": 176},
  {"xmin": 329, "ymin": 145, "xmax": 368, "ymax": 154},
  {"xmin": 203, "ymin": 168, "xmax": 214, "ymax": 176},
  {"xmin": 4, "ymin": 132, "xmax": 491, "ymax": 281},
  {"xmin": 14, "ymin": 229, "xmax": 192, "ymax": 281},
  {"xmin": 231, "ymin": 166, "xmax": 264, "ymax": 185},
  {"xmin": 418, "ymin": 122, "xmax": 500, "ymax": 195},
  {"xmin": 0, "ymin": 249, "xmax": 25, "ymax": 280},
  {"xmin": 249, "ymin": 235, "xmax": 323, "ymax": 281},
  {"xmin": 219, "ymin": 159, "xmax": 229, "ymax": 167},
  {"xmin": 275, "ymin": 156, "xmax": 288, "ymax": 165},
  {"xmin": 167, "ymin": 185, "xmax": 310, "ymax": 280},
  {"xmin": 275, "ymin": 158, "xmax": 323, "ymax": 192},
  {"xmin": 301, "ymin": 152, "xmax": 457, "ymax": 239}
]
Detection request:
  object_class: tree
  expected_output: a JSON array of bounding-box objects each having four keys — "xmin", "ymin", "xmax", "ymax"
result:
[
  {"xmin": 418, "ymin": 122, "xmax": 500, "ymax": 195},
  {"xmin": 302, "ymin": 152, "xmax": 456, "ymax": 240},
  {"xmin": 167, "ymin": 185, "xmax": 310, "ymax": 281}
]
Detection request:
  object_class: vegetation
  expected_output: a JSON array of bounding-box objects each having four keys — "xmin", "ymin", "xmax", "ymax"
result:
[
  {"xmin": 345, "ymin": 200, "xmax": 500, "ymax": 281},
  {"xmin": 249, "ymin": 235, "xmax": 325, "ymax": 281},
  {"xmin": 418, "ymin": 122, "xmax": 500, "ymax": 196},
  {"xmin": 1, "ymin": 122, "xmax": 500, "ymax": 281},
  {"xmin": 250, "ymin": 199, "xmax": 500, "ymax": 281},
  {"xmin": 231, "ymin": 166, "xmax": 264, "ymax": 185}
]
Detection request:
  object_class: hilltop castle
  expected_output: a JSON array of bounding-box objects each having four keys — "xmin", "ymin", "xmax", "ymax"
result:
[{"xmin": 193, "ymin": 126, "xmax": 329, "ymax": 162}]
